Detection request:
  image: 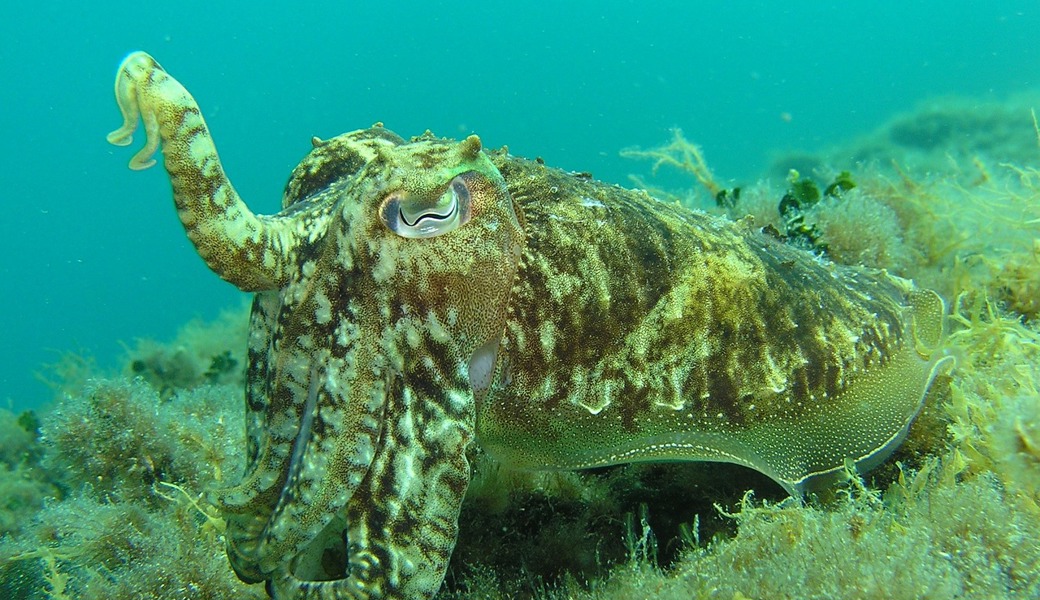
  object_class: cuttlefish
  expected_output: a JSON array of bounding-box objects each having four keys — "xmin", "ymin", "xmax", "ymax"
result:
[{"xmin": 108, "ymin": 51, "xmax": 951, "ymax": 600}]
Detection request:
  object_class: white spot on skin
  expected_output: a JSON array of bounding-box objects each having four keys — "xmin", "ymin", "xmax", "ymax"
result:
[
  {"xmin": 315, "ymin": 290, "xmax": 333, "ymax": 324},
  {"xmin": 372, "ymin": 239, "xmax": 397, "ymax": 283},
  {"xmin": 447, "ymin": 389, "xmax": 469, "ymax": 412},
  {"xmin": 426, "ymin": 312, "xmax": 451, "ymax": 343},
  {"xmin": 258, "ymin": 468, "xmax": 281, "ymax": 491},
  {"xmin": 403, "ymin": 319, "xmax": 422, "ymax": 349},
  {"xmin": 395, "ymin": 448, "xmax": 417, "ymax": 496},
  {"xmin": 335, "ymin": 321, "xmax": 360, "ymax": 347},
  {"xmin": 354, "ymin": 434, "xmax": 375, "ymax": 465},
  {"xmin": 334, "ymin": 230, "xmax": 355, "ymax": 270},
  {"xmin": 538, "ymin": 321, "xmax": 556, "ymax": 358},
  {"xmin": 320, "ymin": 405, "xmax": 347, "ymax": 433}
]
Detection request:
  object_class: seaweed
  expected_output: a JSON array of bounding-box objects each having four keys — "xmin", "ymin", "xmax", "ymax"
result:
[
  {"xmin": 0, "ymin": 309, "xmax": 258, "ymax": 600},
  {"xmin": 122, "ymin": 302, "xmax": 248, "ymax": 399},
  {"xmin": 16, "ymin": 411, "xmax": 41, "ymax": 441},
  {"xmin": 714, "ymin": 186, "xmax": 740, "ymax": 210},
  {"xmin": 620, "ymin": 128, "xmax": 722, "ymax": 204},
  {"xmin": 775, "ymin": 169, "xmax": 858, "ymax": 254}
]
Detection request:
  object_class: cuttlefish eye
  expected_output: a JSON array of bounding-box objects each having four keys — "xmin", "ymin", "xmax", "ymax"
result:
[{"xmin": 380, "ymin": 175, "xmax": 473, "ymax": 238}]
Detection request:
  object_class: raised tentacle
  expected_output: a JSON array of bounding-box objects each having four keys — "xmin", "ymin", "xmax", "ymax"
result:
[{"xmin": 107, "ymin": 51, "xmax": 304, "ymax": 291}]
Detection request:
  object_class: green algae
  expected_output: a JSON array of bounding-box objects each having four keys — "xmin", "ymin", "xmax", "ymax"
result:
[{"xmin": 0, "ymin": 313, "xmax": 258, "ymax": 599}]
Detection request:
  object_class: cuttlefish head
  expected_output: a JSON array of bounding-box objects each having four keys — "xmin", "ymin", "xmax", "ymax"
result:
[
  {"xmin": 274, "ymin": 129, "xmax": 524, "ymax": 407},
  {"xmin": 322, "ymin": 130, "xmax": 525, "ymax": 374}
]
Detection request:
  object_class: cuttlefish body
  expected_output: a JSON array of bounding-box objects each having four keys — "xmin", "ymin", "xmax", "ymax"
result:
[{"xmin": 108, "ymin": 51, "xmax": 951, "ymax": 600}]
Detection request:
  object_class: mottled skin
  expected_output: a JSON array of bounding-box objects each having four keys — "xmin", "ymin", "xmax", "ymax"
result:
[{"xmin": 108, "ymin": 52, "xmax": 951, "ymax": 600}]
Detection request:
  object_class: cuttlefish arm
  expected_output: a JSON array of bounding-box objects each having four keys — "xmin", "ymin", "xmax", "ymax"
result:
[
  {"xmin": 108, "ymin": 51, "xmax": 302, "ymax": 291},
  {"xmin": 108, "ymin": 51, "xmax": 384, "ymax": 596},
  {"xmin": 268, "ymin": 373, "xmax": 476, "ymax": 599}
]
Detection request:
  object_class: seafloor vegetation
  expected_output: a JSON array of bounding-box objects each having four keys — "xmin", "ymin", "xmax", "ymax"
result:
[{"xmin": 2, "ymin": 96, "xmax": 1039, "ymax": 599}]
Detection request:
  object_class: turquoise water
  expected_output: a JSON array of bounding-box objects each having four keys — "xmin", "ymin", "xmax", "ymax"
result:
[{"xmin": 1, "ymin": 1, "xmax": 1038, "ymax": 412}]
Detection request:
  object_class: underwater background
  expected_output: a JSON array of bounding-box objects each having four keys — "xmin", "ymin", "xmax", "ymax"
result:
[
  {"xmin": 1, "ymin": 0, "xmax": 1039, "ymax": 412},
  {"xmin": 4, "ymin": 2, "xmax": 1040, "ymax": 599}
]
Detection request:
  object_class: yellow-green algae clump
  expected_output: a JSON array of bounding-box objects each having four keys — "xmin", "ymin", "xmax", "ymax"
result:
[{"xmin": 2, "ymin": 98, "xmax": 1040, "ymax": 599}]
